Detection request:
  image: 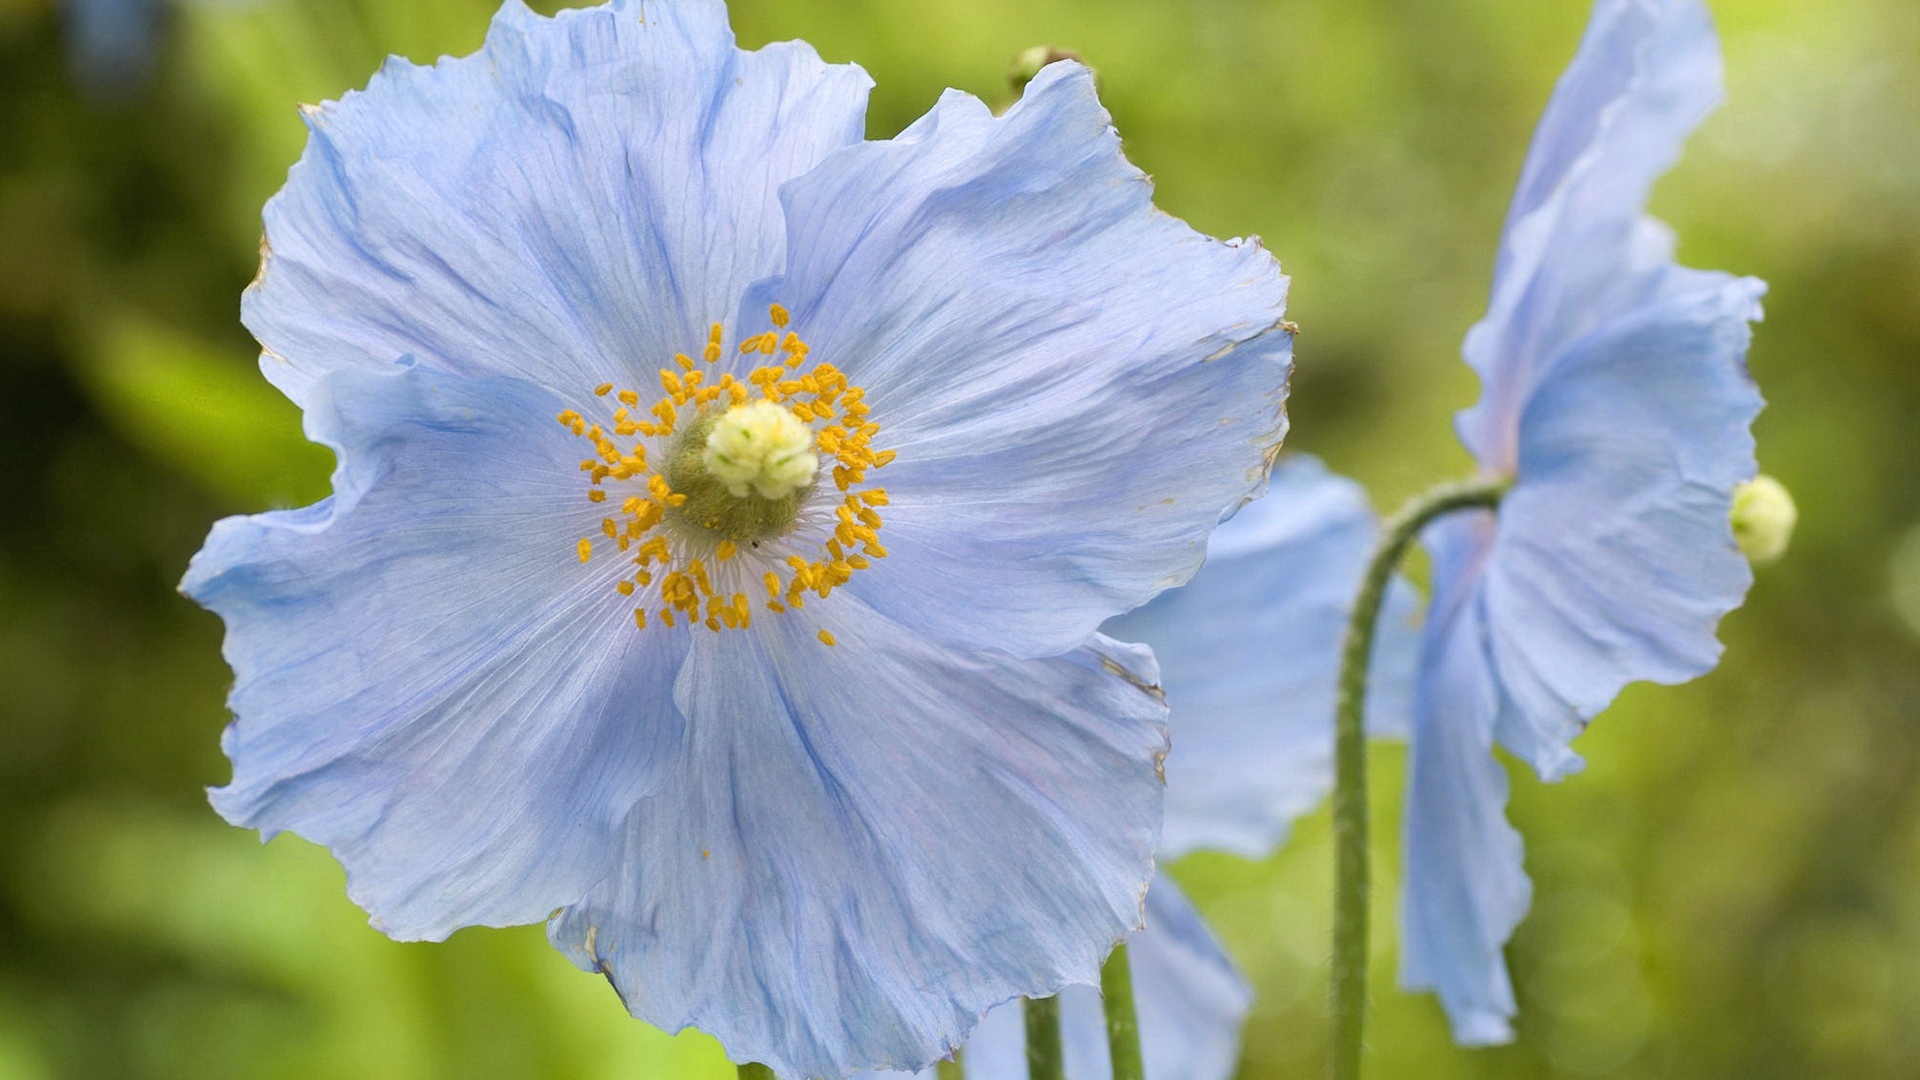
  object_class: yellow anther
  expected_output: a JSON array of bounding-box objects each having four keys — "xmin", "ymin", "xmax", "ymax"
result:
[
  {"xmin": 817, "ymin": 629, "xmax": 837, "ymax": 647},
  {"xmin": 675, "ymin": 353, "xmax": 695, "ymax": 371},
  {"xmin": 588, "ymin": 489, "xmax": 606, "ymax": 503},
  {"xmin": 716, "ymin": 540, "xmax": 738, "ymax": 561},
  {"xmin": 595, "ymin": 383, "xmax": 614, "ymax": 397},
  {"xmin": 577, "ymin": 538, "xmax": 593, "ymax": 563},
  {"xmin": 616, "ymin": 580, "xmax": 635, "ymax": 596},
  {"xmin": 661, "ymin": 369, "xmax": 684, "ymax": 398},
  {"xmin": 661, "ymin": 609, "xmax": 676, "ymax": 628},
  {"xmin": 767, "ymin": 600, "xmax": 786, "ymax": 613},
  {"xmin": 619, "ymin": 389, "xmax": 640, "ymax": 406},
  {"xmin": 634, "ymin": 608, "xmax": 647, "ymax": 629},
  {"xmin": 770, "ymin": 304, "xmax": 790, "ymax": 328}
]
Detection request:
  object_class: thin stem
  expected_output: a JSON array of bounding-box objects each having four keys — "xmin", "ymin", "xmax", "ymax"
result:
[
  {"xmin": 737, "ymin": 1065, "xmax": 777, "ymax": 1080},
  {"xmin": 1024, "ymin": 995, "xmax": 1066, "ymax": 1080},
  {"xmin": 1330, "ymin": 476, "xmax": 1506, "ymax": 1080},
  {"xmin": 936, "ymin": 1054, "xmax": 965, "ymax": 1080},
  {"xmin": 1102, "ymin": 943, "xmax": 1145, "ymax": 1080}
]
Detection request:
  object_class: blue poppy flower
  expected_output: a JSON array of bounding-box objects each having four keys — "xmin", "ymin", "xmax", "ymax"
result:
[
  {"xmin": 874, "ymin": 457, "xmax": 1419, "ymax": 1079},
  {"xmin": 179, "ymin": 1, "xmax": 1293, "ymax": 1075},
  {"xmin": 1400, "ymin": 0, "xmax": 1766, "ymax": 1044}
]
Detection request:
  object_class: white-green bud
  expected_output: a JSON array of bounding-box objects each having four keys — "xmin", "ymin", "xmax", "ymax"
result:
[{"xmin": 1731, "ymin": 474, "xmax": 1797, "ymax": 566}]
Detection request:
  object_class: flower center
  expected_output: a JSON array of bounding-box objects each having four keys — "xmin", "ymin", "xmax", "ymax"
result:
[{"xmin": 556, "ymin": 306, "xmax": 895, "ymax": 639}]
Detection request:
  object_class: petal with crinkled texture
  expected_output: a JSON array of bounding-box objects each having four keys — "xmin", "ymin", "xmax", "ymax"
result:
[
  {"xmin": 548, "ymin": 615, "xmax": 1169, "ymax": 1079},
  {"xmin": 865, "ymin": 877, "xmax": 1250, "ymax": 1080},
  {"xmin": 1483, "ymin": 276, "xmax": 1762, "ymax": 776},
  {"xmin": 245, "ymin": 0, "xmax": 872, "ymax": 406},
  {"xmin": 182, "ymin": 362, "xmax": 690, "ymax": 940},
  {"xmin": 1103, "ymin": 455, "xmax": 1418, "ymax": 860},
  {"xmin": 742, "ymin": 61, "xmax": 1292, "ymax": 661}
]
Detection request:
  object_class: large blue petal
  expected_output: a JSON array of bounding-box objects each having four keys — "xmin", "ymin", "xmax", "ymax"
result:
[
  {"xmin": 547, "ymin": 609, "xmax": 1169, "ymax": 1079},
  {"xmin": 182, "ymin": 362, "xmax": 690, "ymax": 940},
  {"xmin": 1485, "ymin": 277, "xmax": 1762, "ymax": 777},
  {"xmin": 867, "ymin": 877, "xmax": 1251, "ymax": 1080},
  {"xmin": 1399, "ymin": 515, "xmax": 1529, "ymax": 1047},
  {"xmin": 1103, "ymin": 455, "xmax": 1418, "ymax": 860},
  {"xmin": 743, "ymin": 61, "xmax": 1293, "ymax": 660},
  {"xmin": 1457, "ymin": 0, "xmax": 1729, "ymax": 470},
  {"xmin": 245, "ymin": 0, "xmax": 872, "ymax": 406}
]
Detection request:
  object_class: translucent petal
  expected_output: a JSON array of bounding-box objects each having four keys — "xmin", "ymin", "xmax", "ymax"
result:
[
  {"xmin": 246, "ymin": 0, "xmax": 871, "ymax": 406},
  {"xmin": 1458, "ymin": 0, "xmax": 1730, "ymax": 470},
  {"xmin": 744, "ymin": 62, "xmax": 1293, "ymax": 660},
  {"xmin": 1399, "ymin": 515, "xmax": 1528, "ymax": 1047},
  {"xmin": 548, "ymin": 611, "xmax": 1169, "ymax": 1079},
  {"xmin": 1103, "ymin": 456, "xmax": 1418, "ymax": 860},
  {"xmin": 182, "ymin": 362, "xmax": 689, "ymax": 940}
]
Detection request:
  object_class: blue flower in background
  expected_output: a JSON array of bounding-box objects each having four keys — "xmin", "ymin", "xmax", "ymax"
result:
[
  {"xmin": 62, "ymin": 0, "xmax": 254, "ymax": 98},
  {"xmin": 63, "ymin": 0, "xmax": 163, "ymax": 94},
  {"xmin": 179, "ymin": 0, "xmax": 1294, "ymax": 1075},
  {"xmin": 879, "ymin": 457, "xmax": 1419, "ymax": 1078},
  {"xmin": 1400, "ymin": 0, "xmax": 1765, "ymax": 1043}
]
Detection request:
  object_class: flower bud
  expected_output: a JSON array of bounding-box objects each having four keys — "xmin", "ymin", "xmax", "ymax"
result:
[{"xmin": 1732, "ymin": 474, "xmax": 1796, "ymax": 565}]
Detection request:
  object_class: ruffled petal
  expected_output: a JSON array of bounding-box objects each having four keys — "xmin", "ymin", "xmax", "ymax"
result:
[
  {"xmin": 182, "ymin": 362, "xmax": 690, "ymax": 940},
  {"xmin": 866, "ymin": 877, "xmax": 1251, "ymax": 1080},
  {"xmin": 743, "ymin": 61, "xmax": 1292, "ymax": 660},
  {"xmin": 246, "ymin": 0, "xmax": 872, "ymax": 406},
  {"xmin": 1102, "ymin": 456, "xmax": 1419, "ymax": 860},
  {"xmin": 1399, "ymin": 515, "xmax": 1529, "ymax": 1047},
  {"xmin": 547, "ymin": 607, "xmax": 1169, "ymax": 1078},
  {"xmin": 1485, "ymin": 277, "xmax": 1762, "ymax": 777},
  {"xmin": 1458, "ymin": 0, "xmax": 1730, "ymax": 469}
]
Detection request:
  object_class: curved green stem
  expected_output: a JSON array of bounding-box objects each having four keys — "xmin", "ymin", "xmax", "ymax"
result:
[
  {"xmin": 1024, "ymin": 995, "xmax": 1065, "ymax": 1080},
  {"xmin": 936, "ymin": 1054, "xmax": 965, "ymax": 1079},
  {"xmin": 1330, "ymin": 477, "xmax": 1506, "ymax": 1080},
  {"xmin": 1102, "ymin": 943, "xmax": 1145, "ymax": 1080},
  {"xmin": 737, "ymin": 1065, "xmax": 776, "ymax": 1080}
]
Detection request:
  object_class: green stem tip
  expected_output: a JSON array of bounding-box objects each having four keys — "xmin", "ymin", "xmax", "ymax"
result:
[
  {"xmin": 1102, "ymin": 942, "xmax": 1145, "ymax": 1080},
  {"xmin": 1330, "ymin": 476, "xmax": 1506, "ymax": 1080},
  {"xmin": 1024, "ymin": 994, "xmax": 1066, "ymax": 1080}
]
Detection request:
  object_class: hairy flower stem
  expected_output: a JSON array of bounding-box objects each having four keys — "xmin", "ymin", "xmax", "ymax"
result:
[
  {"xmin": 936, "ymin": 1054, "xmax": 965, "ymax": 1079},
  {"xmin": 1025, "ymin": 995, "xmax": 1066, "ymax": 1080},
  {"xmin": 1102, "ymin": 943, "xmax": 1145, "ymax": 1080},
  {"xmin": 737, "ymin": 1065, "xmax": 776, "ymax": 1080},
  {"xmin": 1330, "ymin": 476, "xmax": 1507, "ymax": 1080}
]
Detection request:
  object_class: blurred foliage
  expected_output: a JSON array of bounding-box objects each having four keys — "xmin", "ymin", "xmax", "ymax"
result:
[{"xmin": 0, "ymin": 0, "xmax": 1916, "ymax": 1077}]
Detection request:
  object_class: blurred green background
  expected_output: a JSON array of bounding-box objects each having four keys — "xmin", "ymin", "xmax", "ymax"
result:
[{"xmin": 1, "ymin": 0, "xmax": 1915, "ymax": 1076}]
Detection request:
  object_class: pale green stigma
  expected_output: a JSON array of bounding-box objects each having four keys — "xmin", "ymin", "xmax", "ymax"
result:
[
  {"xmin": 703, "ymin": 400, "xmax": 819, "ymax": 500},
  {"xmin": 1732, "ymin": 474, "xmax": 1797, "ymax": 566}
]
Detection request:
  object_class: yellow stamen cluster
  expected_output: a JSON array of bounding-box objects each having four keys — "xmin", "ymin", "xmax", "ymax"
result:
[{"xmin": 557, "ymin": 306, "xmax": 896, "ymax": 640}]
